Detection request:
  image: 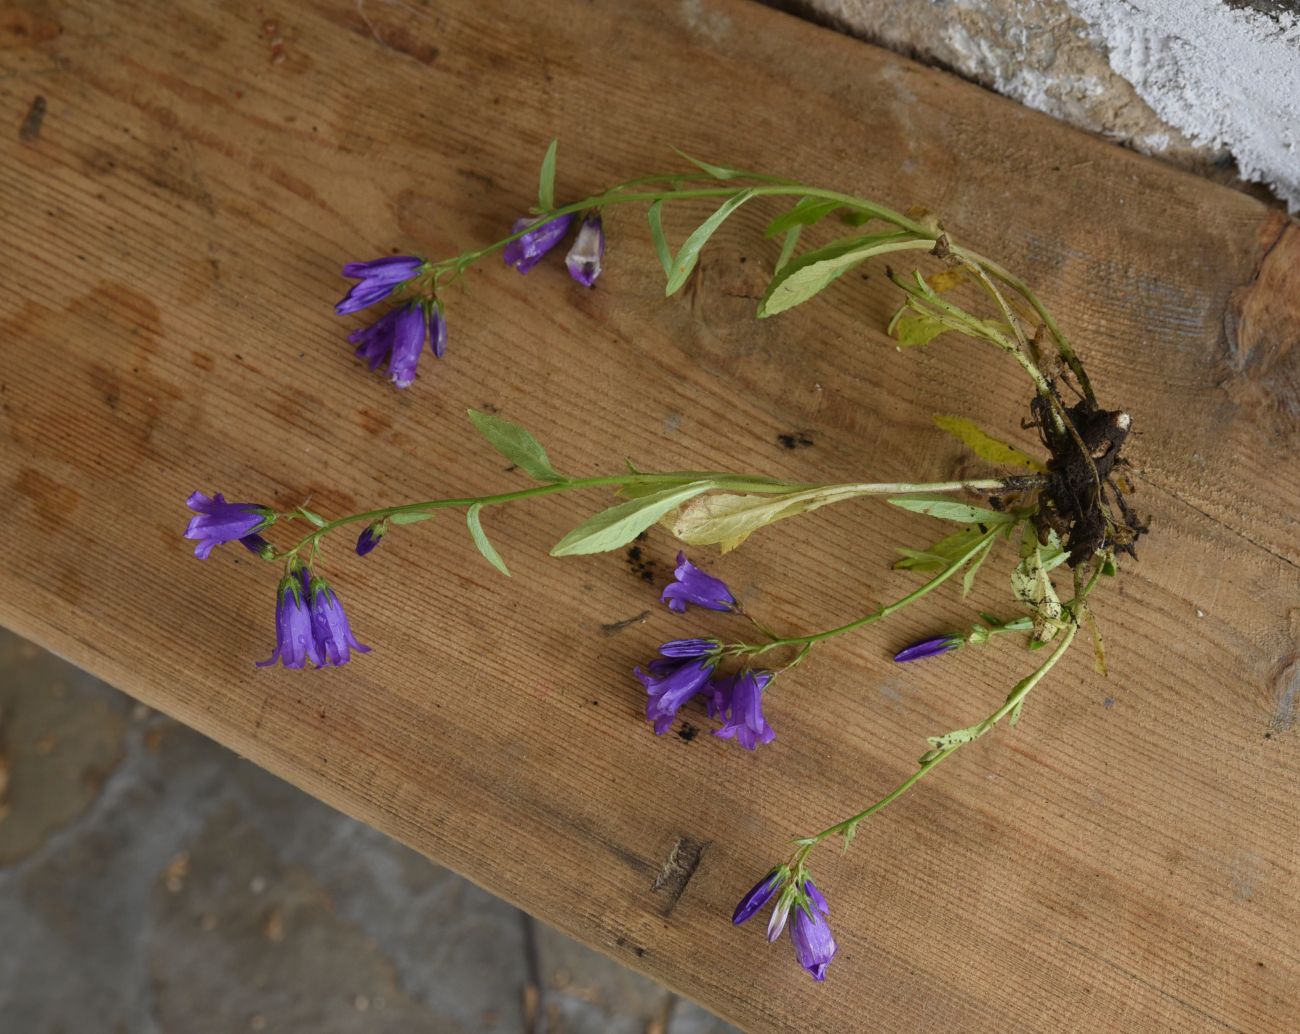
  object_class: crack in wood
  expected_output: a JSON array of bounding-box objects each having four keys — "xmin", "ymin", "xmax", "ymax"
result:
[{"xmin": 650, "ymin": 835, "xmax": 709, "ymax": 916}]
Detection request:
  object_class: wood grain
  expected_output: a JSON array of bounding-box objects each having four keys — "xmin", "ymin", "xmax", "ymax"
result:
[{"xmin": 2, "ymin": 0, "xmax": 1298, "ymax": 1029}]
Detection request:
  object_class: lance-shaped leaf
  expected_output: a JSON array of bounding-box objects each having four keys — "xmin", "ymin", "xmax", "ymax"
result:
[
  {"xmin": 671, "ymin": 147, "xmax": 740, "ymax": 180},
  {"xmin": 757, "ymin": 232, "xmax": 929, "ymax": 318},
  {"xmin": 536, "ymin": 138, "xmax": 558, "ymax": 212},
  {"xmin": 297, "ymin": 507, "xmax": 326, "ymax": 528},
  {"xmin": 467, "ymin": 504, "xmax": 509, "ymax": 576},
  {"xmin": 666, "ymin": 485, "xmax": 870, "ymax": 553},
  {"xmin": 551, "ymin": 482, "xmax": 714, "ymax": 556},
  {"xmin": 888, "ymin": 496, "xmax": 1010, "ymax": 526},
  {"xmin": 390, "ymin": 510, "xmax": 435, "ymax": 525},
  {"xmin": 891, "ymin": 314, "xmax": 949, "ymax": 347},
  {"xmin": 468, "ymin": 409, "xmax": 563, "ymax": 483},
  {"xmin": 933, "ymin": 414, "xmax": 1048, "ymax": 473},
  {"xmin": 763, "ymin": 197, "xmax": 843, "ymax": 237},
  {"xmin": 895, "ymin": 519, "xmax": 1014, "ymax": 597},
  {"xmin": 647, "ymin": 201, "xmax": 673, "ymax": 277},
  {"xmin": 665, "ymin": 190, "xmax": 756, "ymax": 295}
]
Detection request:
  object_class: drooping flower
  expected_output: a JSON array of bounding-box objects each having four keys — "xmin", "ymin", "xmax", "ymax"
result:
[
  {"xmin": 634, "ymin": 638, "xmax": 719, "ymax": 734},
  {"xmin": 734, "ymin": 870, "xmax": 837, "ymax": 981},
  {"xmin": 893, "ymin": 633, "xmax": 964, "ymax": 663},
  {"xmin": 356, "ymin": 522, "xmax": 386, "ymax": 556},
  {"xmin": 565, "ymin": 214, "xmax": 605, "ymax": 287},
  {"xmin": 661, "ymin": 552, "xmax": 736, "ymax": 614},
  {"xmin": 710, "ymin": 670, "xmax": 776, "ymax": 749},
  {"xmin": 503, "ymin": 214, "xmax": 574, "ymax": 274},
  {"xmin": 732, "ymin": 870, "xmax": 783, "ymax": 925},
  {"xmin": 349, "ymin": 301, "xmax": 429, "ymax": 388},
  {"xmin": 258, "ymin": 568, "xmax": 321, "ymax": 670},
  {"xmin": 336, "ymin": 255, "xmax": 425, "ymax": 315},
  {"xmin": 185, "ymin": 492, "xmax": 273, "ymax": 560},
  {"xmin": 307, "ymin": 574, "xmax": 369, "ymax": 666},
  {"xmin": 790, "ymin": 881, "xmax": 837, "ymax": 981}
]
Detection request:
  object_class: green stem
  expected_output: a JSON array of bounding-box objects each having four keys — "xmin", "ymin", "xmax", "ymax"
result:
[
  {"xmin": 756, "ymin": 526, "xmax": 1002, "ymax": 651},
  {"xmin": 282, "ymin": 473, "xmax": 1021, "ymax": 559},
  {"xmin": 802, "ymin": 555, "xmax": 1107, "ymax": 847}
]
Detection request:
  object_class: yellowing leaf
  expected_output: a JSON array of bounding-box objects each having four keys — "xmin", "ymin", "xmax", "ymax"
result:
[
  {"xmin": 933, "ymin": 415, "xmax": 1048, "ymax": 473},
  {"xmin": 666, "ymin": 486, "xmax": 867, "ymax": 552}
]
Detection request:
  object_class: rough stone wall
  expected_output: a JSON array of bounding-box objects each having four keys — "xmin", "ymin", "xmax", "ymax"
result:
[{"xmin": 777, "ymin": 0, "xmax": 1300, "ymax": 211}]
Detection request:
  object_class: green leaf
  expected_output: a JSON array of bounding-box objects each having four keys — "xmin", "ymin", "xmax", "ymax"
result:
[
  {"xmin": 297, "ymin": 507, "xmax": 326, "ymax": 528},
  {"xmin": 763, "ymin": 197, "xmax": 841, "ymax": 237},
  {"xmin": 933, "ymin": 415, "xmax": 1048, "ymax": 473},
  {"xmin": 671, "ymin": 147, "xmax": 738, "ymax": 180},
  {"xmin": 647, "ymin": 201, "xmax": 673, "ymax": 278},
  {"xmin": 668, "ymin": 485, "xmax": 885, "ymax": 553},
  {"xmin": 891, "ymin": 314, "xmax": 949, "ymax": 347},
  {"xmin": 550, "ymin": 482, "xmax": 714, "ymax": 557},
  {"xmin": 665, "ymin": 190, "xmax": 755, "ymax": 295},
  {"xmin": 757, "ymin": 233, "xmax": 925, "ymax": 318},
  {"xmin": 1008, "ymin": 699, "xmax": 1025, "ymax": 727},
  {"xmin": 467, "ymin": 409, "xmax": 563, "ymax": 483},
  {"xmin": 888, "ymin": 496, "xmax": 1009, "ymax": 525},
  {"xmin": 537, "ymin": 139, "xmax": 558, "ymax": 212},
  {"xmin": 467, "ymin": 503, "xmax": 509, "ymax": 576},
  {"xmin": 390, "ymin": 511, "xmax": 435, "ymax": 525},
  {"xmin": 775, "ymin": 225, "xmax": 802, "ymax": 275},
  {"xmin": 961, "ymin": 536, "xmax": 997, "ymax": 597},
  {"xmin": 895, "ymin": 525, "xmax": 989, "ymax": 571}
]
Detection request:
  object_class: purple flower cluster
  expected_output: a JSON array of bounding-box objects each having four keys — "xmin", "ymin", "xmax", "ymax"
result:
[
  {"xmin": 337, "ymin": 256, "xmax": 444, "ymax": 387},
  {"xmin": 504, "ymin": 213, "xmax": 605, "ymax": 288},
  {"xmin": 733, "ymin": 871, "xmax": 838, "ymax": 981},
  {"xmin": 185, "ymin": 492, "xmax": 273, "ymax": 559},
  {"xmin": 635, "ymin": 642, "xmax": 777, "ymax": 746},
  {"xmin": 634, "ymin": 556, "xmax": 774, "ymax": 747},
  {"xmin": 259, "ymin": 568, "xmax": 369, "ymax": 670}
]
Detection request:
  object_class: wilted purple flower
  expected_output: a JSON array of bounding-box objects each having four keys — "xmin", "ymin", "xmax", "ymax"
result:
[
  {"xmin": 336, "ymin": 255, "xmax": 425, "ymax": 315},
  {"xmin": 356, "ymin": 522, "xmax": 386, "ymax": 556},
  {"xmin": 634, "ymin": 638, "xmax": 719, "ymax": 735},
  {"xmin": 258, "ymin": 569, "xmax": 320, "ymax": 670},
  {"xmin": 893, "ymin": 633, "xmax": 963, "ymax": 663},
  {"xmin": 185, "ymin": 492, "xmax": 272, "ymax": 560},
  {"xmin": 732, "ymin": 870, "xmax": 783, "ymax": 925},
  {"xmin": 661, "ymin": 553, "xmax": 736, "ymax": 614},
  {"xmin": 711, "ymin": 670, "xmax": 776, "ymax": 749},
  {"xmin": 349, "ymin": 301, "xmax": 428, "ymax": 388},
  {"xmin": 565, "ymin": 214, "xmax": 605, "ymax": 287},
  {"xmin": 503, "ymin": 214, "xmax": 574, "ymax": 274},
  {"xmin": 790, "ymin": 881, "xmax": 837, "ymax": 981},
  {"xmin": 308, "ymin": 575, "xmax": 369, "ymax": 666}
]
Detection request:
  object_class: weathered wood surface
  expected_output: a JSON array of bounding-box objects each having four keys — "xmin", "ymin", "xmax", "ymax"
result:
[{"xmin": 2, "ymin": 0, "xmax": 1299, "ymax": 1029}]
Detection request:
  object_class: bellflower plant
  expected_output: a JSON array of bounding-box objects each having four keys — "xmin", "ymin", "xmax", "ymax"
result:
[{"xmin": 193, "ymin": 140, "xmax": 1143, "ymax": 982}]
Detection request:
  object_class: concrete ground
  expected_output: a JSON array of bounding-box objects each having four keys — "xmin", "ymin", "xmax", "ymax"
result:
[{"xmin": 0, "ymin": 628, "xmax": 738, "ymax": 1034}]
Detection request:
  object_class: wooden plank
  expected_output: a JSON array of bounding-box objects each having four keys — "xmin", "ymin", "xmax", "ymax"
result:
[{"xmin": 2, "ymin": 0, "xmax": 1298, "ymax": 1028}]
